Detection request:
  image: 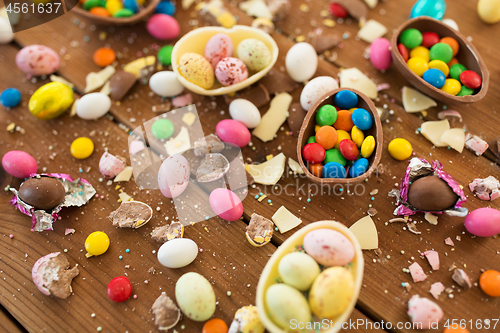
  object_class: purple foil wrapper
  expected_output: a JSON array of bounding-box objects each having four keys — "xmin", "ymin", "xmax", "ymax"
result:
[
  {"xmin": 10, "ymin": 173, "xmax": 96, "ymax": 232},
  {"xmin": 389, "ymin": 158, "xmax": 467, "ymax": 217}
]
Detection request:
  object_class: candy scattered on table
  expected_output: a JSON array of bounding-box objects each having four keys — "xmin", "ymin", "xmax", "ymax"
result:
[
  {"xmin": 209, "ymin": 188, "xmax": 243, "ymax": 221},
  {"xmin": 70, "ymin": 137, "xmax": 94, "ymax": 159},
  {"xmin": 388, "ymin": 138, "xmax": 413, "ymax": 160},
  {"xmin": 93, "ymin": 47, "xmax": 116, "ymax": 67},
  {"xmin": 464, "ymin": 207, "xmax": 500, "ymax": 237},
  {"xmin": 0, "ymin": 88, "xmax": 21, "ymax": 108},
  {"xmin": 29, "ymin": 82, "xmax": 74, "ymax": 120},
  {"xmin": 479, "ymin": 270, "xmax": 500, "ymax": 297},
  {"xmin": 85, "ymin": 231, "xmax": 110, "ymax": 257},
  {"xmin": 2, "ymin": 150, "xmax": 38, "ymax": 179},
  {"xmin": 285, "ymin": 42, "xmax": 318, "ymax": 82},
  {"xmin": 158, "ymin": 154, "xmax": 190, "ymax": 198},
  {"xmin": 32, "ymin": 252, "xmax": 79, "ymax": 299},
  {"xmin": 175, "ymin": 272, "xmax": 216, "ymax": 321},
  {"xmin": 410, "ymin": 0, "xmax": 446, "ymax": 20},
  {"xmin": 16, "ymin": 45, "xmax": 60, "ymax": 76},
  {"xmin": 152, "ymin": 293, "xmax": 181, "ymax": 331},
  {"xmin": 107, "ymin": 276, "xmax": 132, "ymax": 302},
  {"xmin": 158, "ymin": 238, "xmax": 198, "ymax": 268},
  {"xmin": 147, "ymin": 14, "xmax": 181, "ymax": 40}
]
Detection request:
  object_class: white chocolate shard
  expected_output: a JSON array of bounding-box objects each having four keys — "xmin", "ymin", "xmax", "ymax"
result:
[
  {"xmin": 440, "ymin": 128, "xmax": 465, "ymax": 153},
  {"xmin": 357, "ymin": 19, "xmax": 387, "ymax": 43},
  {"xmin": 402, "ymin": 86, "xmax": 437, "ymax": 113},
  {"xmin": 252, "ymin": 93, "xmax": 292, "ymax": 142},
  {"xmin": 464, "ymin": 133, "xmax": 489, "ymax": 156},
  {"xmin": 424, "ymin": 212, "xmax": 438, "ymax": 225},
  {"xmin": 246, "ymin": 153, "xmax": 286, "ymax": 185},
  {"xmin": 165, "ymin": 127, "xmax": 191, "ymax": 156},
  {"xmin": 288, "ymin": 157, "xmax": 304, "ymax": 174},
  {"xmin": 239, "ymin": 0, "xmax": 273, "ymax": 20},
  {"xmin": 182, "ymin": 112, "xmax": 196, "ymax": 126},
  {"xmin": 339, "ymin": 68, "xmax": 377, "ymax": 99},
  {"xmin": 420, "ymin": 119, "xmax": 450, "ymax": 147},
  {"xmin": 124, "ymin": 56, "xmax": 156, "ymax": 78},
  {"xmin": 363, "ymin": 0, "xmax": 378, "ymax": 8},
  {"xmin": 84, "ymin": 66, "xmax": 116, "ymax": 93},
  {"xmin": 349, "ymin": 215, "xmax": 378, "ymax": 250},
  {"xmin": 114, "ymin": 166, "xmax": 134, "ymax": 182},
  {"xmin": 272, "ymin": 206, "xmax": 302, "ymax": 233}
]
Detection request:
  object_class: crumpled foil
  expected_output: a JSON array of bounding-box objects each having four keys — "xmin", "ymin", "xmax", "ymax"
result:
[
  {"xmin": 10, "ymin": 173, "xmax": 96, "ymax": 232},
  {"xmin": 389, "ymin": 158, "xmax": 467, "ymax": 217}
]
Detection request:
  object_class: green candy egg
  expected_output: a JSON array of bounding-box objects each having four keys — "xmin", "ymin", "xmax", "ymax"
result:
[
  {"xmin": 307, "ymin": 136, "xmax": 316, "ymax": 144},
  {"xmin": 83, "ymin": 0, "xmax": 104, "ymax": 10},
  {"xmin": 151, "ymin": 119, "xmax": 174, "ymax": 139},
  {"xmin": 158, "ymin": 45, "xmax": 174, "ymax": 66},
  {"xmin": 266, "ymin": 284, "xmax": 311, "ymax": 330},
  {"xmin": 400, "ymin": 28, "xmax": 423, "ymax": 49},
  {"xmin": 113, "ymin": 8, "xmax": 134, "ymax": 17}
]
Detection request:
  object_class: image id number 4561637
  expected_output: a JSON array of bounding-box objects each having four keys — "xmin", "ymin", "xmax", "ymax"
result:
[
  {"xmin": 444, "ymin": 318, "xmax": 499, "ymax": 330},
  {"xmin": 6, "ymin": 2, "xmax": 62, "ymax": 14}
]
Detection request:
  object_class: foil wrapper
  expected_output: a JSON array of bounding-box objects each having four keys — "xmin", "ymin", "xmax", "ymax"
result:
[
  {"xmin": 10, "ymin": 173, "xmax": 96, "ymax": 232},
  {"xmin": 389, "ymin": 158, "xmax": 467, "ymax": 217}
]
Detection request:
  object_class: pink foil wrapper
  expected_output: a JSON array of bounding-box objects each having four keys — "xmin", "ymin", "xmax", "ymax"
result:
[
  {"xmin": 10, "ymin": 173, "xmax": 96, "ymax": 232},
  {"xmin": 389, "ymin": 158, "xmax": 467, "ymax": 217}
]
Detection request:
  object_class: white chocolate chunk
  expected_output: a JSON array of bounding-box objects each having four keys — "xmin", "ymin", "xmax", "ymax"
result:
[
  {"xmin": 402, "ymin": 86, "xmax": 437, "ymax": 113},
  {"xmin": 252, "ymin": 92, "xmax": 292, "ymax": 142},
  {"xmin": 114, "ymin": 166, "xmax": 133, "ymax": 182},
  {"xmin": 165, "ymin": 126, "xmax": 191, "ymax": 156},
  {"xmin": 349, "ymin": 216, "xmax": 378, "ymax": 250},
  {"xmin": 464, "ymin": 133, "xmax": 489, "ymax": 156},
  {"xmin": 100, "ymin": 80, "xmax": 111, "ymax": 96},
  {"xmin": 357, "ymin": 20, "xmax": 387, "ymax": 43},
  {"xmin": 339, "ymin": 68, "xmax": 377, "ymax": 99},
  {"xmin": 363, "ymin": 0, "xmax": 378, "ymax": 8},
  {"xmin": 124, "ymin": 56, "xmax": 156, "ymax": 78},
  {"xmin": 440, "ymin": 128, "xmax": 465, "ymax": 153},
  {"xmin": 420, "ymin": 120, "xmax": 450, "ymax": 147},
  {"xmin": 70, "ymin": 98, "xmax": 79, "ymax": 117},
  {"xmin": 118, "ymin": 192, "xmax": 133, "ymax": 202},
  {"xmin": 424, "ymin": 213, "xmax": 438, "ymax": 225},
  {"xmin": 272, "ymin": 206, "xmax": 302, "ymax": 233},
  {"xmin": 239, "ymin": 0, "xmax": 272, "ymax": 20},
  {"xmin": 84, "ymin": 66, "xmax": 116, "ymax": 93},
  {"xmin": 246, "ymin": 153, "xmax": 286, "ymax": 185},
  {"xmin": 50, "ymin": 75, "xmax": 75, "ymax": 89},
  {"xmin": 182, "ymin": 112, "xmax": 196, "ymax": 126},
  {"xmin": 288, "ymin": 157, "xmax": 304, "ymax": 174}
]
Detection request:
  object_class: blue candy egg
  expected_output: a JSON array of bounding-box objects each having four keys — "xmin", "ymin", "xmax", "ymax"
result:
[
  {"xmin": 349, "ymin": 158, "xmax": 369, "ymax": 178},
  {"xmin": 351, "ymin": 108, "xmax": 373, "ymax": 130},
  {"xmin": 0, "ymin": 88, "xmax": 22, "ymax": 108},
  {"xmin": 423, "ymin": 68, "xmax": 446, "ymax": 88},
  {"xmin": 155, "ymin": 1, "xmax": 176, "ymax": 16},
  {"xmin": 334, "ymin": 90, "xmax": 358, "ymax": 110},
  {"xmin": 123, "ymin": 0, "xmax": 139, "ymax": 13},
  {"xmin": 410, "ymin": 0, "xmax": 446, "ymax": 20},
  {"xmin": 322, "ymin": 162, "xmax": 346, "ymax": 179}
]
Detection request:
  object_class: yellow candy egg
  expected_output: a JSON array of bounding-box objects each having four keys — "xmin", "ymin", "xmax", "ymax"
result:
[
  {"xmin": 441, "ymin": 78, "xmax": 462, "ymax": 96},
  {"xmin": 388, "ymin": 138, "xmax": 413, "ymax": 160},
  {"xmin": 360, "ymin": 135, "xmax": 375, "ymax": 158},
  {"xmin": 315, "ymin": 125, "xmax": 321, "ymax": 133},
  {"xmin": 348, "ymin": 108, "xmax": 357, "ymax": 112},
  {"xmin": 410, "ymin": 46, "xmax": 430, "ymax": 62},
  {"xmin": 70, "ymin": 137, "xmax": 94, "ymax": 159},
  {"xmin": 85, "ymin": 231, "xmax": 110, "ymax": 257},
  {"xmin": 478, "ymin": 0, "xmax": 500, "ymax": 24},
  {"xmin": 29, "ymin": 82, "xmax": 74, "ymax": 120},
  {"xmin": 351, "ymin": 126, "xmax": 365, "ymax": 147},
  {"xmin": 105, "ymin": 0, "xmax": 123, "ymax": 16},
  {"xmin": 309, "ymin": 267, "xmax": 354, "ymax": 318},
  {"xmin": 407, "ymin": 57, "xmax": 429, "ymax": 77},
  {"xmin": 178, "ymin": 53, "xmax": 214, "ymax": 89},
  {"xmin": 334, "ymin": 130, "xmax": 351, "ymax": 149},
  {"xmin": 428, "ymin": 60, "xmax": 449, "ymax": 77}
]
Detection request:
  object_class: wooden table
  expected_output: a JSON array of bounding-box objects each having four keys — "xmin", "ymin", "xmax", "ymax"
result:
[{"xmin": 0, "ymin": 0, "xmax": 499, "ymax": 332}]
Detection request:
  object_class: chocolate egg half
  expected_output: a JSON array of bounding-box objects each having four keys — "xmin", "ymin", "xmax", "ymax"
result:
[
  {"xmin": 408, "ymin": 175, "xmax": 458, "ymax": 211},
  {"xmin": 19, "ymin": 177, "xmax": 66, "ymax": 210}
]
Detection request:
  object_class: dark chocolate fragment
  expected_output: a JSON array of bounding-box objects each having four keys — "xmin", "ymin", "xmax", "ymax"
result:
[
  {"xmin": 151, "ymin": 222, "xmax": 184, "ymax": 243},
  {"xmin": 309, "ymin": 34, "xmax": 340, "ymax": 53},
  {"xmin": 151, "ymin": 293, "xmax": 181, "ymax": 330},
  {"xmin": 408, "ymin": 175, "xmax": 458, "ymax": 211},
  {"xmin": 260, "ymin": 68, "xmax": 298, "ymax": 95},
  {"xmin": 332, "ymin": 0, "xmax": 368, "ymax": 21},
  {"xmin": 224, "ymin": 84, "xmax": 270, "ymax": 108},
  {"xmin": 287, "ymin": 103, "xmax": 306, "ymax": 136},
  {"xmin": 110, "ymin": 70, "xmax": 137, "ymax": 101},
  {"xmin": 19, "ymin": 177, "xmax": 65, "ymax": 210}
]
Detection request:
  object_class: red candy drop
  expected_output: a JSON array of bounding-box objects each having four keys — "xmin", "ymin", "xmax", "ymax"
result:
[
  {"xmin": 329, "ymin": 3, "xmax": 348, "ymax": 18},
  {"xmin": 302, "ymin": 143, "xmax": 326, "ymax": 164},
  {"xmin": 339, "ymin": 139, "xmax": 359, "ymax": 161},
  {"xmin": 107, "ymin": 276, "xmax": 133, "ymax": 302},
  {"xmin": 460, "ymin": 70, "xmax": 482, "ymax": 89},
  {"xmin": 397, "ymin": 43, "xmax": 409, "ymax": 62},
  {"xmin": 421, "ymin": 32, "xmax": 440, "ymax": 48}
]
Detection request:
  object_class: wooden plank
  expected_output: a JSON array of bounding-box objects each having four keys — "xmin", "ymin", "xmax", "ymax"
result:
[{"xmin": 0, "ymin": 306, "xmax": 26, "ymax": 333}]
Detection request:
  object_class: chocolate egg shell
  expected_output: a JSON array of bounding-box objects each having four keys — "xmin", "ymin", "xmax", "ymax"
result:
[
  {"xmin": 109, "ymin": 71, "xmax": 137, "ymax": 101},
  {"xmin": 18, "ymin": 177, "xmax": 66, "ymax": 210},
  {"xmin": 408, "ymin": 175, "xmax": 458, "ymax": 211}
]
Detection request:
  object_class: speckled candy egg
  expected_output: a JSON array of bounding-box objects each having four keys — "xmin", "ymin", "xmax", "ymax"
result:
[
  {"xmin": 303, "ymin": 228, "xmax": 355, "ymax": 266},
  {"xmin": 265, "ymin": 284, "xmax": 311, "ymax": 330},
  {"xmin": 215, "ymin": 119, "xmax": 251, "ymax": 147},
  {"xmin": 158, "ymin": 154, "xmax": 190, "ymax": 198},
  {"xmin": 178, "ymin": 53, "xmax": 214, "ymax": 89},
  {"xmin": 16, "ymin": 45, "xmax": 60, "ymax": 76},
  {"xmin": 209, "ymin": 188, "xmax": 243, "ymax": 221},
  {"xmin": 278, "ymin": 252, "xmax": 320, "ymax": 291},
  {"xmin": 370, "ymin": 38, "xmax": 392, "ymax": 71},
  {"xmin": 300, "ymin": 76, "xmax": 339, "ymax": 111},
  {"xmin": 157, "ymin": 238, "xmax": 198, "ymax": 268},
  {"xmin": 464, "ymin": 207, "xmax": 500, "ymax": 237},
  {"xmin": 215, "ymin": 57, "xmax": 248, "ymax": 86},
  {"xmin": 2, "ymin": 150, "xmax": 38, "ymax": 179},
  {"xmin": 29, "ymin": 82, "xmax": 74, "ymax": 120},
  {"xmin": 204, "ymin": 33, "xmax": 234, "ymax": 68},
  {"xmin": 146, "ymin": 14, "xmax": 180, "ymax": 40},
  {"xmin": 236, "ymin": 38, "xmax": 272, "ymax": 72},
  {"xmin": 175, "ymin": 272, "xmax": 216, "ymax": 321},
  {"xmin": 309, "ymin": 267, "xmax": 355, "ymax": 318}
]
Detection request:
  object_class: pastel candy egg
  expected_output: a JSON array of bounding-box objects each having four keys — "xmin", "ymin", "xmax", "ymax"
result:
[
  {"xmin": 285, "ymin": 42, "xmax": 318, "ymax": 82},
  {"xmin": 278, "ymin": 252, "xmax": 320, "ymax": 291},
  {"xmin": 147, "ymin": 14, "xmax": 180, "ymax": 40},
  {"xmin": 76, "ymin": 93, "xmax": 111, "ymax": 120},
  {"xmin": 178, "ymin": 53, "xmax": 214, "ymax": 89},
  {"xmin": 16, "ymin": 45, "xmax": 60, "ymax": 76},
  {"xmin": 300, "ymin": 76, "xmax": 339, "ymax": 111},
  {"xmin": 2, "ymin": 150, "xmax": 38, "ymax": 178},
  {"xmin": 0, "ymin": 17, "xmax": 14, "ymax": 44},
  {"xmin": 229, "ymin": 99, "xmax": 261, "ymax": 128},
  {"xmin": 236, "ymin": 38, "xmax": 272, "ymax": 72},
  {"xmin": 158, "ymin": 154, "xmax": 190, "ymax": 198},
  {"xmin": 204, "ymin": 33, "xmax": 234, "ymax": 68},
  {"xmin": 29, "ymin": 82, "xmax": 74, "ymax": 120},
  {"xmin": 464, "ymin": 208, "xmax": 500, "ymax": 237},
  {"xmin": 303, "ymin": 228, "xmax": 355, "ymax": 266},
  {"xmin": 478, "ymin": 0, "xmax": 500, "ymax": 24},
  {"xmin": 0, "ymin": 88, "xmax": 22, "ymax": 108},
  {"xmin": 265, "ymin": 284, "xmax": 311, "ymax": 330},
  {"xmin": 369, "ymin": 38, "xmax": 392, "ymax": 71},
  {"xmin": 209, "ymin": 188, "xmax": 243, "ymax": 221},
  {"xmin": 175, "ymin": 273, "xmax": 216, "ymax": 322},
  {"xmin": 149, "ymin": 71, "xmax": 184, "ymax": 97},
  {"xmin": 216, "ymin": 119, "xmax": 250, "ymax": 147},
  {"xmin": 158, "ymin": 238, "xmax": 198, "ymax": 268},
  {"xmin": 215, "ymin": 57, "xmax": 248, "ymax": 86}
]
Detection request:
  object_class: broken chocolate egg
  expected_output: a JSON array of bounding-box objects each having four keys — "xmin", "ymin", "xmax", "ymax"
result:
[
  {"xmin": 99, "ymin": 152, "xmax": 126, "ymax": 179},
  {"xmin": 152, "ymin": 292, "xmax": 181, "ymax": 331},
  {"xmin": 245, "ymin": 213, "xmax": 274, "ymax": 247},
  {"xmin": 196, "ymin": 153, "xmax": 230, "ymax": 182},
  {"xmin": 452, "ymin": 268, "xmax": 472, "ymax": 290},
  {"xmin": 18, "ymin": 177, "xmax": 66, "ymax": 210},
  {"xmin": 408, "ymin": 175, "xmax": 458, "ymax": 211},
  {"xmin": 32, "ymin": 252, "xmax": 79, "ymax": 299},
  {"xmin": 151, "ymin": 222, "xmax": 184, "ymax": 243},
  {"xmin": 108, "ymin": 201, "xmax": 153, "ymax": 228},
  {"xmin": 194, "ymin": 134, "xmax": 225, "ymax": 156},
  {"xmin": 109, "ymin": 70, "xmax": 137, "ymax": 101}
]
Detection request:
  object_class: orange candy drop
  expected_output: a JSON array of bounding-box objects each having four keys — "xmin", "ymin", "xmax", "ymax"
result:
[
  {"xmin": 315, "ymin": 126, "xmax": 338, "ymax": 150},
  {"xmin": 202, "ymin": 318, "xmax": 228, "ymax": 333},
  {"xmin": 93, "ymin": 47, "xmax": 116, "ymax": 67}
]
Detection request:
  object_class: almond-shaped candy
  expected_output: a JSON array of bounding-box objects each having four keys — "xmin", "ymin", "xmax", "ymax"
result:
[
  {"xmin": 178, "ymin": 53, "xmax": 214, "ymax": 89},
  {"xmin": 16, "ymin": 45, "xmax": 60, "ymax": 76},
  {"xmin": 109, "ymin": 70, "xmax": 137, "ymax": 101},
  {"xmin": 204, "ymin": 33, "xmax": 234, "ymax": 68},
  {"xmin": 303, "ymin": 228, "xmax": 355, "ymax": 266},
  {"xmin": 18, "ymin": 177, "xmax": 66, "ymax": 210},
  {"xmin": 32, "ymin": 252, "xmax": 79, "ymax": 299},
  {"xmin": 99, "ymin": 152, "xmax": 126, "ymax": 179}
]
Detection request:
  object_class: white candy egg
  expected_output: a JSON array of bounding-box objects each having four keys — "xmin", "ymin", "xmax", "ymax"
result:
[
  {"xmin": 300, "ymin": 76, "xmax": 339, "ymax": 111},
  {"xmin": 157, "ymin": 238, "xmax": 198, "ymax": 268},
  {"xmin": 158, "ymin": 154, "xmax": 190, "ymax": 198},
  {"xmin": 0, "ymin": 17, "xmax": 14, "ymax": 44},
  {"xmin": 175, "ymin": 272, "xmax": 216, "ymax": 321},
  {"xmin": 285, "ymin": 42, "xmax": 318, "ymax": 82},
  {"xmin": 149, "ymin": 71, "xmax": 184, "ymax": 97},
  {"xmin": 229, "ymin": 99, "xmax": 261, "ymax": 128},
  {"xmin": 76, "ymin": 93, "xmax": 111, "ymax": 120},
  {"xmin": 442, "ymin": 18, "xmax": 459, "ymax": 31}
]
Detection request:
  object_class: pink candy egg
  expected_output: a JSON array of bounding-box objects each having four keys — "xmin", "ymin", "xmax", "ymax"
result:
[
  {"xmin": 2, "ymin": 150, "xmax": 38, "ymax": 178},
  {"xmin": 157, "ymin": 154, "xmax": 190, "ymax": 198},
  {"xmin": 16, "ymin": 45, "xmax": 60, "ymax": 76},
  {"xmin": 370, "ymin": 38, "xmax": 392, "ymax": 71},
  {"xmin": 204, "ymin": 33, "xmax": 234, "ymax": 68},
  {"xmin": 464, "ymin": 207, "xmax": 500, "ymax": 237},
  {"xmin": 209, "ymin": 188, "xmax": 243, "ymax": 221},
  {"xmin": 303, "ymin": 229, "xmax": 355, "ymax": 266},
  {"xmin": 147, "ymin": 14, "xmax": 180, "ymax": 40},
  {"xmin": 215, "ymin": 57, "xmax": 248, "ymax": 86},
  {"xmin": 99, "ymin": 152, "xmax": 125, "ymax": 179},
  {"xmin": 215, "ymin": 119, "xmax": 251, "ymax": 147}
]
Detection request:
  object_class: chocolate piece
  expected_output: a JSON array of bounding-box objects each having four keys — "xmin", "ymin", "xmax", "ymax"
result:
[
  {"xmin": 110, "ymin": 70, "xmax": 137, "ymax": 101},
  {"xmin": 488, "ymin": 136, "xmax": 500, "ymax": 159},
  {"xmin": 309, "ymin": 34, "xmax": 340, "ymax": 53},
  {"xmin": 151, "ymin": 222, "xmax": 184, "ymax": 243},
  {"xmin": 469, "ymin": 176, "xmax": 500, "ymax": 201},
  {"xmin": 194, "ymin": 134, "xmax": 225, "ymax": 156},
  {"xmin": 245, "ymin": 213, "xmax": 274, "ymax": 246},
  {"xmin": 32, "ymin": 252, "xmax": 79, "ymax": 299},
  {"xmin": 196, "ymin": 153, "xmax": 230, "ymax": 182},
  {"xmin": 224, "ymin": 84, "xmax": 270, "ymax": 108},
  {"xmin": 267, "ymin": 0, "xmax": 290, "ymax": 21},
  {"xmin": 108, "ymin": 201, "xmax": 153, "ymax": 228},
  {"xmin": 452, "ymin": 269, "xmax": 472, "ymax": 290},
  {"xmin": 332, "ymin": 0, "xmax": 368, "ymax": 21},
  {"xmin": 260, "ymin": 68, "xmax": 297, "ymax": 95},
  {"xmin": 408, "ymin": 175, "xmax": 458, "ymax": 211},
  {"xmin": 18, "ymin": 177, "xmax": 65, "ymax": 210},
  {"xmin": 287, "ymin": 103, "xmax": 306, "ymax": 136},
  {"xmin": 152, "ymin": 293, "xmax": 181, "ymax": 331},
  {"xmin": 464, "ymin": 133, "xmax": 488, "ymax": 156}
]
